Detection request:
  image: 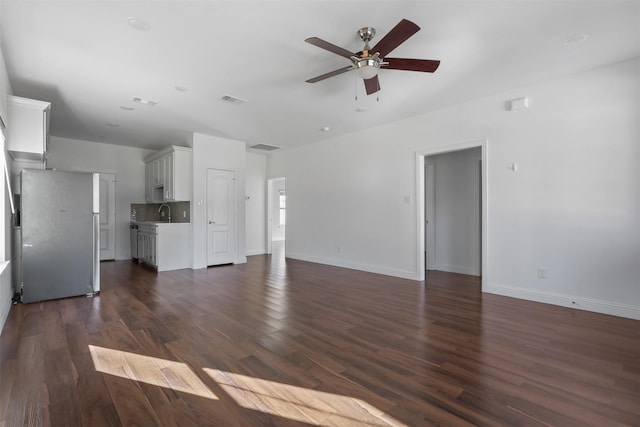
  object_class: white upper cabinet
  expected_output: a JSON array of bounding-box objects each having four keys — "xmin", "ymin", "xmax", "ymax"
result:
[
  {"xmin": 144, "ymin": 145, "xmax": 192, "ymax": 202},
  {"xmin": 6, "ymin": 95, "xmax": 51, "ymax": 161}
]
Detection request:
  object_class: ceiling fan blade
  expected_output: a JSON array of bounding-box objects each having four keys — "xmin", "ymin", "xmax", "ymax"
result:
[
  {"xmin": 305, "ymin": 37, "xmax": 354, "ymax": 59},
  {"xmin": 371, "ymin": 19, "xmax": 420, "ymax": 57},
  {"xmin": 363, "ymin": 76, "xmax": 380, "ymax": 95},
  {"xmin": 306, "ymin": 66, "xmax": 354, "ymax": 83},
  {"xmin": 384, "ymin": 58, "xmax": 440, "ymax": 73}
]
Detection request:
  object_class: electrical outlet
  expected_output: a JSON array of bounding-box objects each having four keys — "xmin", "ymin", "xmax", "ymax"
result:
[{"xmin": 537, "ymin": 267, "xmax": 547, "ymax": 279}]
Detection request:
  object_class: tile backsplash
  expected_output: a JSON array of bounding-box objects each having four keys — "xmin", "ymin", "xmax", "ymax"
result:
[{"xmin": 131, "ymin": 201, "xmax": 191, "ymax": 223}]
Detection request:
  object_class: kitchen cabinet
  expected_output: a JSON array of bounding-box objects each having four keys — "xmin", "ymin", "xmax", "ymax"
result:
[
  {"xmin": 145, "ymin": 162, "xmax": 154, "ymax": 202},
  {"xmin": 144, "ymin": 145, "xmax": 191, "ymax": 202},
  {"xmin": 163, "ymin": 154, "xmax": 174, "ymax": 199},
  {"xmin": 6, "ymin": 95, "xmax": 51, "ymax": 161},
  {"xmin": 135, "ymin": 222, "xmax": 191, "ymax": 271},
  {"xmin": 137, "ymin": 223, "xmax": 157, "ymax": 266}
]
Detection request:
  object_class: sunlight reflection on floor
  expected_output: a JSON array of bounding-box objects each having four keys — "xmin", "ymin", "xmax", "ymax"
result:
[
  {"xmin": 89, "ymin": 345, "xmax": 404, "ymax": 425},
  {"xmin": 204, "ymin": 368, "xmax": 406, "ymax": 426},
  {"xmin": 88, "ymin": 345, "xmax": 218, "ymax": 400}
]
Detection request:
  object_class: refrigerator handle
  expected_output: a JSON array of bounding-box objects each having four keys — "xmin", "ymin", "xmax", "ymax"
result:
[
  {"xmin": 92, "ymin": 173, "xmax": 100, "ymax": 294},
  {"xmin": 92, "ymin": 173, "xmax": 100, "ymax": 214},
  {"xmin": 93, "ymin": 213, "xmax": 100, "ymax": 294}
]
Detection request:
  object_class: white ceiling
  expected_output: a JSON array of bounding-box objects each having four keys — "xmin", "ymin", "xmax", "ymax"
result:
[{"xmin": 1, "ymin": 1, "xmax": 639, "ymax": 152}]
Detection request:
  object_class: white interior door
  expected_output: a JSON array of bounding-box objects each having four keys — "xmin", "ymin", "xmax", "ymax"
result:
[
  {"xmin": 99, "ymin": 173, "xmax": 116, "ymax": 261},
  {"xmin": 207, "ymin": 169, "xmax": 236, "ymax": 265}
]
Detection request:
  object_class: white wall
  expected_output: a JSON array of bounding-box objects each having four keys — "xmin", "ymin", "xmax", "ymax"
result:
[
  {"xmin": 192, "ymin": 133, "xmax": 246, "ymax": 268},
  {"xmin": 268, "ymin": 58, "xmax": 640, "ymax": 319},
  {"xmin": 0, "ymin": 10, "xmax": 9, "ymax": 126},
  {"xmin": 271, "ymin": 178, "xmax": 286, "ymax": 241},
  {"xmin": 47, "ymin": 137, "xmax": 152, "ymax": 260},
  {"xmin": 245, "ymin": 152, "xmax": 266, "ymax": 256},
  {"xmin": 430, "ymin": 147, "xmax": 481, "ymax": 275}
]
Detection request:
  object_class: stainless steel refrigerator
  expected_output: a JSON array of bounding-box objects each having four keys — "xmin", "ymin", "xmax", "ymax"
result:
[{"xmin": 20, "ymin": 169, "xmax": 100, "ymax": 303}]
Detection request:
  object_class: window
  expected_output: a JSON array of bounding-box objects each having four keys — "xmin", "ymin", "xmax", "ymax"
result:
[{"xmin": 279, "ymin": 190, "xmax": 286, "ymax": 227}]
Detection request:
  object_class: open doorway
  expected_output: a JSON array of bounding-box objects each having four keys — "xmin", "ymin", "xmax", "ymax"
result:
[
  {"xmin": 425, "ymin": 147, "xmax": 481, "ymax": 274},
  {"xmin": 267, "ymin": 177, "xmax": 286, "ymax": 258},
  {"xmin": 416, "ymin": 140, "xmax": 488, "ymax": 291}
]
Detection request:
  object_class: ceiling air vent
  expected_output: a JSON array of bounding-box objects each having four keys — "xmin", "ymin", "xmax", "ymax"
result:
[
  {"xmin": 132, "ymin": 96, "xmax": 157, "ymax": 107},
  {"xmin": 221, "ymin": 94, "xmax": 248, "ymax": 105},
  {"xmin": 250, "ymin": 144, "xmax": 280, "ymax": 151}
]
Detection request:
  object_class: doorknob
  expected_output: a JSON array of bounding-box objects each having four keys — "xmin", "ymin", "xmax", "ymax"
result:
[{"xmin": 209, "ymin": 220, "xmax": 215, "ymax": 224}]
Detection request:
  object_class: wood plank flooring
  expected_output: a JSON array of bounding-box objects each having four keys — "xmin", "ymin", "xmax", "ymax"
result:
[{"xmin": 1, "ymin": 253, "xmax": 639, "ymax": 426}]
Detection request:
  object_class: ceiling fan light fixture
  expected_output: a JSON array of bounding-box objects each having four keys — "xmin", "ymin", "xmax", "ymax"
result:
[
  {"xmin": 355, "ymin": 58, "xmax": 380, "ymax": 79},
  {"xmin": 305, "ymin": 19, "xmax": 439, "ymax": 94}
]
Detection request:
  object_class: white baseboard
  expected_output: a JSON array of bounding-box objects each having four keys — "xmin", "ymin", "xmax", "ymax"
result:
[
  {"xmin": 488, "ymin": 283, "xmax": 640, "ymax": 320},
  {"xmin": 286, "ymin": 252, "xmax": 417, "ymax": 280}
]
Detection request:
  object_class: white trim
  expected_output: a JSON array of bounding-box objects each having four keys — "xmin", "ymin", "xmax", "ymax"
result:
[
  {"xmin": 473, "ymin": 158, "xmax": 481, "ymax": 276},
  {"xmin": 488, "ymin": 283, "xmax": 640, "ymax": 320},
  {"xmin": 424, "ymin": 161, "xmax": 435, "ymax": 270},
  {"xmin": 287, "ymin": 252, "xmax": 416, "ymax": 280},
  {"xmin": 415, "ymin": 139, "xmax": 488, "ymax": 292},
  {"xmin": 266, "ymin": 179, "xmax": 273, "ymax": 254}
]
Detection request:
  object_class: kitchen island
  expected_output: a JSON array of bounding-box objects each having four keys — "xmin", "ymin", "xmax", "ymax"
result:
[{"xmin": 134, "ymin": 222, "xmax": 191, "ymax": 272}]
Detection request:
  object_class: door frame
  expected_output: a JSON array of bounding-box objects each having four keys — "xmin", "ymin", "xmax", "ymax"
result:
[
  {"xmin": 424, "ymin": 161, "xmax": 435, "ymax": 270},
  {"xmin": 266, "ymin": 177, "xmax": 286, "ymax": 255},
  {"xmin": 415, "ymin": 139, "xmax": 488, "ymax": 291}
]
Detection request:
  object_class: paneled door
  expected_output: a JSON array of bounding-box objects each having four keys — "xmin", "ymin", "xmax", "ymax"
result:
[
  {"xmin": 206, "ymin": 169, "xmax": 236, "ymax": 265},
  {"xmin": 99, "ymin": 173, "xmax": 116, "ymax": 260}
]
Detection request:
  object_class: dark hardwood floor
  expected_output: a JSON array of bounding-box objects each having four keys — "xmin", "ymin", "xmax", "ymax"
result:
[{"xmin": 1, "ymin": 251, "xmax": 639, "ymax": 426}]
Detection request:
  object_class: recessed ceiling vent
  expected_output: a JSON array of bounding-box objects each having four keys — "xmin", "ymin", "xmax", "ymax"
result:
[
  {"xmin": 250, "ymin": 144, "xmax": 280, "ymax": 151},
  {"xmin": 221, "ymin": 94, "xmax": 248, "ymax": 105},
  {"xmin": 132, "ymin": 96, "xmax": 157, "ymax": 107}
]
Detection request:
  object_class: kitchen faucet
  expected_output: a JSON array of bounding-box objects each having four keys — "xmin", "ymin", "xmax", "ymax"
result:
[{"xmin": 158, "ymin": 203, "xmax": 171, "ymax": 222}]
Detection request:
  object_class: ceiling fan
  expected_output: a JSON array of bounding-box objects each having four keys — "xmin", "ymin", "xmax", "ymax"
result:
[{"xmin": 305, "ymin": 19, "xmax": 440, "ymax": 95}]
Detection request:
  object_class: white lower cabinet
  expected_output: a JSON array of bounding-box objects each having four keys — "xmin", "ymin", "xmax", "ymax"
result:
[
  {"xmin": 137, "ymin": 224, "xmax": 157, "ymax": 266},
  {"xmin": 136, "ymin": 223, "xmax": 191, "ymax": 271}
]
